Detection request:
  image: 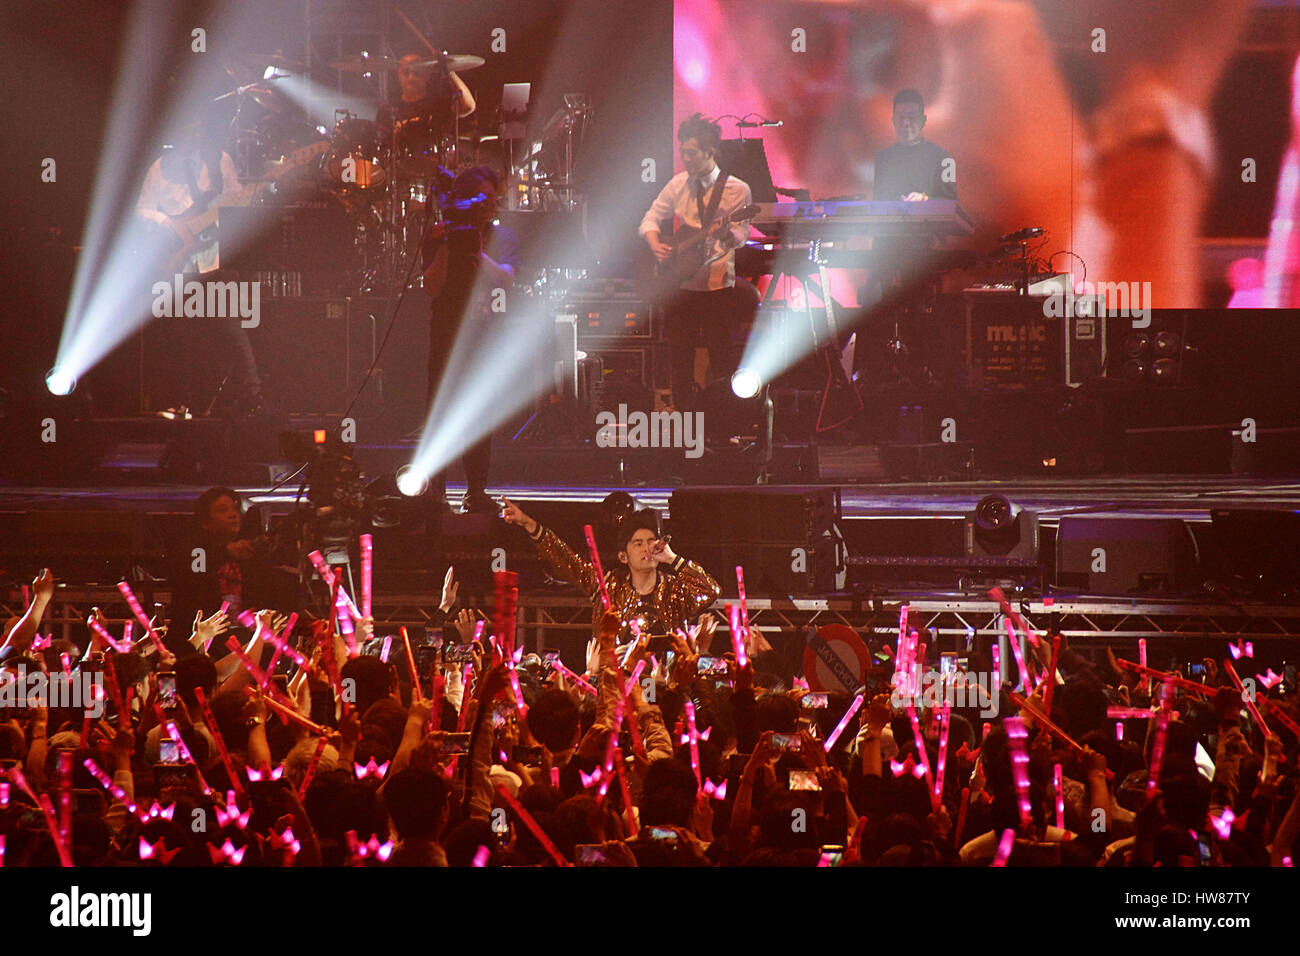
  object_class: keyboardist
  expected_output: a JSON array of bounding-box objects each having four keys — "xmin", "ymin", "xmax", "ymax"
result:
[{"xmin": 872, "ymin": 89, "xmax": 957, "ymax": 202}]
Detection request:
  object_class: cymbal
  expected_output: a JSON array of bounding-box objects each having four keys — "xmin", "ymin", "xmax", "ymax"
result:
[
  {"xmin": 329, "ymin": 52, "xmax": 399, "ymax": 73},
  {"xmin": 235, "ymin": 51, "xmax": 306, "ymax": 73},
  {"xmin": 412, "ymin": 53, "xmax": 485, "ymax": 73}
]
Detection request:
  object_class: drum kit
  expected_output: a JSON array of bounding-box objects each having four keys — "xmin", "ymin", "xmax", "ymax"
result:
[{"xmin": 216, "ymin": 48, "xmax": 495, "ymax": 294}]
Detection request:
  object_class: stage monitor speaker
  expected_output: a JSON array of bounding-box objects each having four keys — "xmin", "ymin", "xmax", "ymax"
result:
[
  {"xmin": 1054, "ymin": 515, "xmax": 1199, "ymax": 596},
  {"xmin": 668, "ymin": 488, "xmax": 842, "ymax": 595}
]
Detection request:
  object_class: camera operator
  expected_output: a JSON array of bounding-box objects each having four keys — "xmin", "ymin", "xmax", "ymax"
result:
[{"xmin": 421, "ymin": 167, "xmax": 519, "ymax": 514}]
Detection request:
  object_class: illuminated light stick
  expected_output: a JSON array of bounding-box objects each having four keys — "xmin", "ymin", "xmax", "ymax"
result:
[
  {"xmin": 495, "ymin": 783, "xmax": 568, "ymax": 866},
  {"xmin": 823, "ymin": 693, "xmax": 865, "ymax": 753},
  {"xmin": 506, "ymin": 651, "xmax": 529, "ymax": 721},
  {"xmin": 1146, "ymin": 703, "xmax": 1170, "ymax": 801},
  {"xmin": 1008, "ymin": 690, "xmax": 1115, "ymax": 781},
  {"xmin": 933, "ymin": 704, "xmax": 952, "ymax": 811},
  {"xmin": 57, "ymin": 750, "xmax": 73, "ymax": 851},
  {"xmin": 263, "ymin": 612, "xmax": 297, "ymax": 681},
  {"xmin": 193, "ymin": 687, "xmax": 244, "ymax": 796},
  {"xmin": 954, "ymin": 787, "xmax": 971, "ymax": 849},
  {"xmin": 1113, "ymin": 659, "xmax": 1213, "ymax": 698},
  {"xmin": 87, "ymin": 615, "xmax": 131, "ymax": 654},
  {"xmin": 399, "ymin": 627, "xmax": 423, "ymax": 701},
  {"xmin": 6, "ymin": 767, "xmax": 73, "ymax": 867},
  {"xmin": 359, "ymin": 534, "xmax": 373, "ymax": 620},
  {"xmin": 163, "ymin": 719, "xmax": 213, "ymax": 795},
  {"xmin": 726, "ymin": 602, "xmax": 749, "ymax": 668},
  {"xmin": 1, "ymin": 833, "xmax": 6, "ymax": 867},
  {"xmin": 123, "ymin": 620, "xmax": 134, "ymax": 650},
  {"xmin": 59, "ymin": 652, "xmax": 72, "ymax": 677},
  {"xmin": 735, "ymin": 565, "xmax": 751, "ymax": 645},
  {"xmin": 261, "ymin": 628, "xmax": 324, "ymax": 684},
  {"xmin": 623, "ymin": 658, "xmax": 647, "ymax": 698},
  {"xmin": 380, "ymin": 635, "xmax": 392, "ymax": 663},
  {"xmin": 613, "ymin": 750, "xmax": 639, "ymax": 836},
  {"xmin": 550, "ymin": 660, "xmax": 597, "ymax": 696},
  {"xmin": 334, "ymin": 571, "xmax": 357, "ymax": 657},
  {"xmin": 21, "ymin": 584, "xmax": 30, "ymax": 610},
  {"xmin": 1053, "ymin": 763, "xmax": 1065, "ymax": 831},
  {"xmin": 224, "ymin": 636, "xmax": 274, "ymax": 692},
  {"xmin": 988, "ymin": 586, "xmax": 1040, "ymax": 648},
  {"xmin": 116, "ymin": 581, "xmax": 167, "ymax": 655},
  {"xmin": 1043, "ymin": 634, "xmax": 1062, "ymax": 718},
  {"xmin": 1004, "ymin": 717, "xmax": 1034, "ymax": 832},
  {"xmin": 0, "ymin": 781, "xmax": 7, "ymax": 806},
  {"xmin": 82, "ymin": 757, "xmax": 144, "ymax": 820},
  {"xmin": 262, "ymin": 695, "xmax": 331, "ymax": 736},
  {"xmin": 1107, "ymin": 707, "xmax": 1156, "ymax": 720},
  {"xmin": 550, "ymin": 766, "xmax": 560, "ymax": 789},
  {"xmin": 1116, "ymin": 721, "xmax": 1124, "ymax": 740},
  {"xmin": 682, "ymin": 699, "xmax": 704, "ymax": 789},
  {"xmin": 1259, "ymin": 697, "xmax": 1300, "ymax": 740},
  {"xmin": 991, "ymin": 641, "xmax": 1002, "ymax": 694},
  {"xmin": 990, "ymin": 828, "xmax": 1016, "ymax": 867},
  {"xmin": 295, "ymin": 737, "xmax": 329, "ymax": 800},
  {"xmin": 596, "ymin": 693, "xmax": 629, "ymax": 805},
  {"xmin": 1222, "ymin": 658, "xmax": 1272, "ymax": 738},
  {"xmin": 1003, "ymin": 619, "xmax": 1030, "ymax": 692},
  {"xmin": 307, "ymin": 551, "xmax": 359, "ymax": 617},
  {"xmin": 582, "ymin": 525, "xmax": 611, "ymax": 610},
  {"xmin": 903, "ymin": 705, "xmax": 936, "ymax": 797},
  {"xmin": 472, "ymin": 845, "xmax": 491, "ymax": 867}
]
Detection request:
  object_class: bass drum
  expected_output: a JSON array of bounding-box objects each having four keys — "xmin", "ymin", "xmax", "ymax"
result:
[{"xmin": 327, "ymin": 116, "xmax": 388, "ymax": 190}]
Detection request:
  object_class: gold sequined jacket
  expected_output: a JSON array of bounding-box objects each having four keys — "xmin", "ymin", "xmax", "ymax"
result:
[{"xmin": 528, "ymin": 523, "xmax": 721, "ymax": 642}]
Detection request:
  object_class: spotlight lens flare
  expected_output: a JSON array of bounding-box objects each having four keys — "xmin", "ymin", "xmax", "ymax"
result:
[
  {"xmin": 731, "ymin": 368, "xmax": 762, "ymax": 399},
  {"xmin": 45, "ymin": 368, "xmax": 77, "ymax": 396},
  {"xmin": 395, "ymin": 465, "xmax": 429, "ymax": 498}
]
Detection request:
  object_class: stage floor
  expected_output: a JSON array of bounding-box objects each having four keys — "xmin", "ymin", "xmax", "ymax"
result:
[{"xmin": 2, "ymin": 473, "xmax": 1298, "ymax": 522}]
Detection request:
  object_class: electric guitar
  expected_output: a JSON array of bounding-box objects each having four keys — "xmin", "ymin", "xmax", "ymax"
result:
[
  {"xmin": 636, "ymin": 202, "xmax": 760, "ymax": 304},
  {"xmin": 156, "ymin": 140, "xmax": 329, "ymax": 274}
]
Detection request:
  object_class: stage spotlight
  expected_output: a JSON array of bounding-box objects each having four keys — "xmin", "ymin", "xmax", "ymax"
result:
[
  {"xmin": 965, "ymin": 494, "xmax": 1038, "ymax": 562},
  {"xmin": 731, "ymin": 367, "xmax": 762, "ymax": 399},
  {"xmin": 396, "ymin": 465, "xmax": 429, "ymax": 498},
  {"xmin": 45, "ymin": 368, "xmax": 77, "ymax": 396}
]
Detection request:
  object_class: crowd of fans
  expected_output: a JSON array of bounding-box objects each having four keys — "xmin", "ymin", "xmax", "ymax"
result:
[{"xmin": 2, "ymin": 541, "xmax": 1298, "ymax": 868}]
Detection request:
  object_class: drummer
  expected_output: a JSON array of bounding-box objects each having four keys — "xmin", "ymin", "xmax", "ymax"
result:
[{"xmin": 376, "ymin": 52, "xmax": 475, "ymax": 155}]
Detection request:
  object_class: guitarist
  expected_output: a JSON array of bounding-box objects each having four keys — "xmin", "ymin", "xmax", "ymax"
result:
[
  {"xmin": 639, "ymin": 114, "xmax": 758, "ymax": 413},
  {"xmin": 135, "ymin": 117, "xmax": 244, "ymax": 275}
]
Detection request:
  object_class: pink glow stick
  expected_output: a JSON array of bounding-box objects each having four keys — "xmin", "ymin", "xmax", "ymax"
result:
[
  {"xmin": 582, "ymin": 525, "xmax": 611, "ymax": 610},
  {"xmin": 1115, "ymin": 721, "xmax": 1124, "ymax": 740},
  {"xmin": 472, "ymin": 845, "xmax": 490, "ymax": 867},
  {"xmin": 623, "ymin": 659, "xmax": 646, "ymax": 698},
  {"xmin": 904, "ymin": 704, "xmax": 935, "ymax": 797},
  {"xmin": 1005, "ymin": 717, "xmax": 1033, "ymax": 832},
  {"xmin": 506, "ymin": 658, "xmax": 528, "ymax": 720},
  {"xmin": 6, "ymin": 768, "xmax": 72, "ymax": 867},
  {"xmin": 494, "ymin": 784, "xmax": 568, "ymax": 866},
  {"xmin": 988, "ymin": 586, "xmax": 1040, "ymax": 647},
  {"xmin": 87, "ymin": 615, "xmax": 131, "ymax": 654},
  {"xmin": 614, "ymin": 751, "xmax": 639, "ymax": 836},
  {"xmin": 735, "ymin": 566, "xmax": 751, "ymax": 643},
  {"xmin": 116, "ymin": 581, "xmax": 166, "ymax": 654},
  {"xmin": 400, "ymin": 627, "xmax": 422, "ymax": 701},
  {"xmin": 1146, "ymin": 709, "xmax": 1169, "ymax": 801},
  {"xmin": 307, "ymin": 550, "xmax": 358, "ymax": 613},
  {"xmin": 1004, "ymin": 619, "xmax": 1030, "ymax": 692},
  {"xmin": 726, "ymin": 602, "xmax": 749, "ymax": 668},
  {"xmin": 1043, "ymin": 634, "xmax": 1061, "ymax": 718},
  {"xmin": 823, "ymin": 693, "xmax": 864, "ymax": 753},
  {"xmin": 1114, "ymin": 659, "xmax": 1212, "ymax": 698},
  {"xmin": 954, "ymin": 787, "xmax": 971, "ymax": 849},
  {"xmin": 193, "ymin": 686, "xmax": 244, "ymax": 796},
  {"xmin": 550, "ymin": 660, "xmax": 597, "ymax": 696},
  {"xmin": 57, "ymin": 751, "xmax": 72, "ymax": 850},
  {"xmin": 262, "ymin": 695, "xmax": 330, "ymax": 736},
  {"xmin": 163, "ymin": 720, "xmax": 212, "ymax": 795},
  {"xmin": 682, "ymin": 699, "xmax": 704, "ymax": 789},
  {"xmin": 933, "ymin": 705, "xmax": 952, "ymax": 811},
  {"xmin": 1223, "ymin": 659, "xmax": 1272, "ymax": 737},
  {"xmin": 359, "ymin": 534, "xmax": 373, "ymax": 620},
  {"xmin": 297, "ymin": 737, "xmax": 329, "ymax": 799},
  {"xmin": 991, "ymin": 828, "xmax": 1016, "ymax": 867},
  {"xmin": 263, "ymin": 612, "xmax": 297, "ymax": 680},
  {"xmin": 225, "ymin": 636, "xmax": 273, "ymax": 690},
  {"xmin": 1259, "ymin": 697, "xmax": 1300, "ymax": 739},
  {"xmin": 1137, "ymin": 638, "xmax": 1151, "ymax": 695},
  {"xmin": 380, "ymin": 635, "xmax": 392, "ymax": 663},
  {"xmin": 991, "ymin": 641, "xmax": 1001, "ymax": 692},
  {"xmin": 82, "ymin": 757, "xmax": 145, "ymax": 822},
  {"xmin": 1107, "ymin": 707, "xmax": 1156, "ymax": 720},
  {"xmin": 1054, "ymin": 763, "xmax": 1065, "ymax": 831}
]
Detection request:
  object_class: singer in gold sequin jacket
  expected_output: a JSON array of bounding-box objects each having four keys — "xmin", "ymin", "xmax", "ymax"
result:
[{"xmin": 502, "ymin": 498, "xmax": 721, "ymax": 643}]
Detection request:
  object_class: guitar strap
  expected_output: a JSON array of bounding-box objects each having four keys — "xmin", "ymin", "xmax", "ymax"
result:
[{"xmin": 695, "ymin": 171, "xmax": 729, "ymax": 234}]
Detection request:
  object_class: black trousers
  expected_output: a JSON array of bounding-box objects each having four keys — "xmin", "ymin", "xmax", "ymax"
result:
[
  {"xmin": 427, "ymin": 305, "xmax": 491, "ymax": 498},
  {"xmin": 662, "ymin": 280, "xmax": 759, "ymax": 410}
]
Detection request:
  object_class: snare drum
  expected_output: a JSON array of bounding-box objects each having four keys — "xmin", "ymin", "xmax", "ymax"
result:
[{"xmin": 327, "ymin": 116, "xmax": 387, "ymax": 189}]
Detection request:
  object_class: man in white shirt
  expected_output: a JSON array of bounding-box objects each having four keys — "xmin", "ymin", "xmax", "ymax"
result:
[{"xmin": 640, "ymin": 114, "xmax": 758, "ymax": 411}]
